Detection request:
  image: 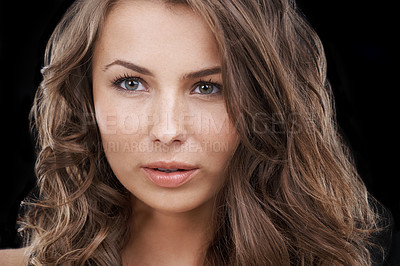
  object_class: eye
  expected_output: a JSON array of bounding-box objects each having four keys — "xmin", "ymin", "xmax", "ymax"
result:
[
  {"xmin": 113, "ymin": 75, "xmax": 147, "ymax": 92},
  {"xmin": 120, "ymin": 78, "xmax": 146, "ymax": 91},
  {"xmin": 192, "ymin": 81, "xmax": 222, "ymax": 95}
]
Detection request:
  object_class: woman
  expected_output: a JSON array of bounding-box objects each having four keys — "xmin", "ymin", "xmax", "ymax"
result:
[{"xmin": 0, "ymin": 0, "xmax": 388, "ymax": 265}]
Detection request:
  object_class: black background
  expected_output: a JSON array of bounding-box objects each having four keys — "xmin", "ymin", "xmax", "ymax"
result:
[{"xmin": 0, "ymin": 0, "xmax": 398, "ymax": 263}]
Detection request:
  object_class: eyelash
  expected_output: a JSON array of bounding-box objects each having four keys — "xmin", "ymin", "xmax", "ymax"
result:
[{"xmin": 111, "ymin": 74, "xmax": 223, "ymax": 96}]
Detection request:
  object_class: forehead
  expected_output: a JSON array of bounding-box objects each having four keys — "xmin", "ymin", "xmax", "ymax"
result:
[{"xmin": 94, "ymin": 0, "xmax": 220, "ymax": 70}]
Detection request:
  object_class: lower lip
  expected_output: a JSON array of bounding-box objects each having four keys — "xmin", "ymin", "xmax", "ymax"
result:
[{"xmin": 141, "ymin": 168, "xmax": 199, "ymax": 188}]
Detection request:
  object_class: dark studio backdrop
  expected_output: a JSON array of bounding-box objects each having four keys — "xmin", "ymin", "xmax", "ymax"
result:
[{"xmin": 0, "ymin": 0, "xmax": 398, "ymax": 263}]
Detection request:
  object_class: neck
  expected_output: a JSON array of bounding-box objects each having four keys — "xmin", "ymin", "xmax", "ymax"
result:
[{"xmin": 122, "ymin": 198, "xmax": 216, "ymax": 266}]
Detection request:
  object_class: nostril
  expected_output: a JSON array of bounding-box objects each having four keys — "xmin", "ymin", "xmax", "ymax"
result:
[{"xmin": 148, "ymin": 112, "xmax": 188, "ymax": 145}]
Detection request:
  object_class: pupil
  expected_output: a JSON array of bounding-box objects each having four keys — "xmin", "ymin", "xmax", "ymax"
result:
[
  {"xmin": 200, "ymin": 84, "xmax": 212, "ymax": 94},
  {"xmin": 126, "ymin": 79, "xmax": 138, "ymax": 90}
]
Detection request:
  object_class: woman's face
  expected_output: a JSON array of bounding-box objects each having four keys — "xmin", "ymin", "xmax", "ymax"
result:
[{"xmin": 92, "ymin": 0, "xmax": 238, "ymax": 213}]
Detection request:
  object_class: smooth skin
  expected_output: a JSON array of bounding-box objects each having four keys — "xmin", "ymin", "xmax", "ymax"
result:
[
  {"xmin": 92, "ymin": 0, "xmax": 238, "ymax": 265},
  {"xmin": 0, "ymin": 248, "xmax": 27, "ymax": 265}
]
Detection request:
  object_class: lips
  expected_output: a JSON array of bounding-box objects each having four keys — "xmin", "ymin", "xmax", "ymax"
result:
[{"xmin": 141, "ymin": 161, "xmax": 199, "ymax": 188}]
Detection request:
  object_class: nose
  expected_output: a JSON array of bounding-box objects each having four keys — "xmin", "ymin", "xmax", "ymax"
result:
[{"xmin": 148, "ymin": 90, "xmax": 187, "ymax": 146}]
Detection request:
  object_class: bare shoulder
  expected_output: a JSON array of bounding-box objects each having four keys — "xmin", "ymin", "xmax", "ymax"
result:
[{"xmin": 0, "ymin": 248, "xmax": 28, "ymax": 266}]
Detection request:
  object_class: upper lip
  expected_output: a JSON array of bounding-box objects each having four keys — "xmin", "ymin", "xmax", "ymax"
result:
[{"xmin": 142, "ymin": 161, "xmax": 198, "ymax": 170}]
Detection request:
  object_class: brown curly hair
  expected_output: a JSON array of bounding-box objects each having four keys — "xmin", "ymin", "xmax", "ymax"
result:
[{"xmin": 20, "ymin": 0, "xmax": 385, "ymax": 265}]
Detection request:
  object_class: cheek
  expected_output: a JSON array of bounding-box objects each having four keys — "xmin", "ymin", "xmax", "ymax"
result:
[
  {"xmin": 94, "ymin": 90, "xmax": 148, "ymax": 142},
  {"xmin": 96, "ymin": 112, "xmax": 144, "ymax": 139},
  {"xmin": 93, "ymin": 92, "xmax": 144, "ymax": 170},
  {"xmin": 198, "ymin": 110, "xmax": 238, "ymax": 148},
  {"xmin": 95, "ymin": 109, "xmax": 145, "ymax": 184},
  {"xmin": 196, "ymin": 110, "xmax": 238, "ymax": 172}
]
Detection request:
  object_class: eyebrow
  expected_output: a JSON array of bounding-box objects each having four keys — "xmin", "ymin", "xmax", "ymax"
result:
[
  {"xmin": 104, "ymin": 59, "xmax": 153, "ymax": 76},
  {"xmin": 103, "ymin": 59, "xmax": 222, "ymax": 80}
]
